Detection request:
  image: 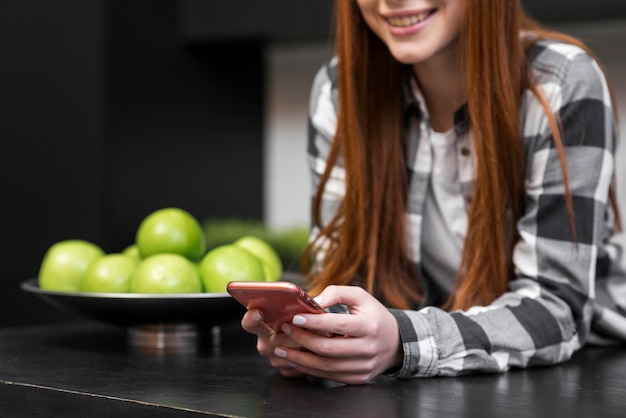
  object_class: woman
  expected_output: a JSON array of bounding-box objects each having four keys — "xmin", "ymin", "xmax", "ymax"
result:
[{"xmin": 242, "ymin": 0, "xmax": 626, "ymax": 384}]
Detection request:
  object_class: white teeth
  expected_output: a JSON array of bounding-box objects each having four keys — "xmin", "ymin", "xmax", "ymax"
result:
[{"xmin": 387, "ymin": 12, "xmax": 430, "ymax": 27}]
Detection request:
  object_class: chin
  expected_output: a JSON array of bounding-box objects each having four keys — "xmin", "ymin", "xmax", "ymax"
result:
[
  {"xmin": 385, "ymin": 43, "xmax": 432, "ymax": 65},
  {"xmin": 389, "ymin": 51, "xmax": 427, "ymax": 65}
]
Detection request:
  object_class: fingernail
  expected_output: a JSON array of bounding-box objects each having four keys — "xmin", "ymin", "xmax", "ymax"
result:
[
  {"xmin": 313, "ymin": 295, "xmax": 323, "ymax": 305},
  {"xmin": 281, "ymin": 323, "xmax": 291, "ymax": 335},
  {"xmin": 274, "ymin": 347, "xmax": 287, "ymax": 358},
  {"xmin": 292, "ymin": 315, "xmax": 307, "ymax": 326},
  {"xmin": 287, "ymin": 361, "xmax": 298, "ymax": 368},
  {"xmin": 251, "ymin": 310, "xmax": 263, "ymax": 322}
]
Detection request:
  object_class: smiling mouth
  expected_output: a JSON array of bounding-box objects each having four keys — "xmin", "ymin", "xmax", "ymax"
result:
[{"xmin": 386, "ymin": 10, "xmax": 435, "ymax": 27}]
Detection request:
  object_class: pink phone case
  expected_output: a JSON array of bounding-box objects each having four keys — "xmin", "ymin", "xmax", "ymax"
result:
[{"xmin": 227, "ymin": 281, "xmax": 325, "ymax": 330}]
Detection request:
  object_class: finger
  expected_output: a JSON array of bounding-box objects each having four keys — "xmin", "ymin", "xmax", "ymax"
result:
[
  {"xmin": 273, "ymin": 346, "xmax": 376, "ymax": 385},
  {"xmin": 266, "ymin": 347, "xmax": 307, "ymax": 377},
  {"xmin": 312, "ymin": 285, "xmax": 340, "ymax": 308},
  {"xmin": 256, "ymin": 324, "xmax": 305, "ymax": 360},
  {"xmin": 241, "ymin": 309, "xmax": 274, "ymax": 338},
  {"xmin": 282, "ymin": 324, "xmax": 368, "ymax": 357},
  {"xmin": 296, "ymin": 363, "xmax": 374, "ymax": 385},
  {"xmin": 287, "ymin": 311, "xmax": 367, "ymax": 338},
  {"xmin": 274, "ymin": 364, "xmax": 306, "ymax": 379},
  {"xmin": 317, "ymin": 285, "xmax": 371, "ymax": 312}
]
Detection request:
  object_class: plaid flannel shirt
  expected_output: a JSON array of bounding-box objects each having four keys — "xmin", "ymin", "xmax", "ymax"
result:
[{"xmin": 307, "ymin": 38, "xmax": 626, "ymax": 377}]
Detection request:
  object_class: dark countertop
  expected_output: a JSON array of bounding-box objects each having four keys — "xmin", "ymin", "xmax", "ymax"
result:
[{"xmin": 1, "ymin": 320, "xmax": 625, "ymax": 418}]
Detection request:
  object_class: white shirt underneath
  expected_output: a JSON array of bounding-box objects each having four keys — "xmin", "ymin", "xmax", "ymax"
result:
[{"xmin": 420, "ymin": 128, "xmax": 468, "ymax": 292}]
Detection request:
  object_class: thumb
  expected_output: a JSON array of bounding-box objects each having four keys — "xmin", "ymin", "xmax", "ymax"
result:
[{"xmin": 316, "ymin": 285, "xmax": 371, "ymax": 310}]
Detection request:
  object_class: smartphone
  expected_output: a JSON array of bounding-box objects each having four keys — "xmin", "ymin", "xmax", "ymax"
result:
[{"xmin": 227, "ymin": 281, "xmax": 326, "ymax": 331}]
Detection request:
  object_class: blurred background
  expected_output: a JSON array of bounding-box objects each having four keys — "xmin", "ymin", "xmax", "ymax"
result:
[{"xmin": 1, "ymin": 0, "xmax": 625, "ymax": 327}]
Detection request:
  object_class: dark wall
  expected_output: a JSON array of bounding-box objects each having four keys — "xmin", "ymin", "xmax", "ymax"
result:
[
  {"xmin": 106, "ymin": 1, "xmax": 264, "ymax": 252},
  {"xmin": 0, "ymin": 0, "xmax": 264, "ymax": 327},
  {"xmin": 0, "ymin": 1, "xmax": 107, "ymax": 325},
  {"xmin": 522, "ymin": 0, "xmax": 626, "ymax": 22}
]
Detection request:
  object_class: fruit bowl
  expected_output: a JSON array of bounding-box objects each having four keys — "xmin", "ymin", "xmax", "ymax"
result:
[{"xmin": 21, "ymin": 278, "xmax": 246, "ymax": 351}]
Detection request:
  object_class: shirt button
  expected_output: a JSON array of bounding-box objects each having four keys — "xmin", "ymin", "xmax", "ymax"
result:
[{"xmin": 460, "ymin": 147, "xmax": 470, "ymax": 156}]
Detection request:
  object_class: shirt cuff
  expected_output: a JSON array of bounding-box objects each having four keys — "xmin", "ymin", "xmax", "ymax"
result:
[{"xmin": 387, "ymin": 308, "xmax": 439, "ymax": 378}]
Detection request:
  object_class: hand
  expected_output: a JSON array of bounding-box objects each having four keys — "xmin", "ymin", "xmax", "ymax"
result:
[
  {"xmin": 240, "ymin": 308, "xmax": 307, "ymax": 379},
  {"xmin": 273, "ymin": 285, "xmax": 404, "ymax": 385}
]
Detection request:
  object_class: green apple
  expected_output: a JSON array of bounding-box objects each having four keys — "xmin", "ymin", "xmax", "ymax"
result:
[
  {"xmin": 198, "ymin": 244, "xmax": 266, "ymax": 293},
  {"xmin": 80, "ymin": 254, "xmax": 138, "ymax": 293},
  {"xmin": 136, "ymin": 207, "xmax": 206, "ymax": 261},
  {"xmin": 38, "ymin": 240, "xmax": 105, "ymax": 292},
  {"xmin": 130, "ymin": 253, "xmax": 203, "ymax": 293},
  {"xmin": 234, "ymin": 235, "xmax": 283, "ymax": 281},
  {"xmin": 122, "ymin": 244, "xmax": 142, "ymax": 262}
]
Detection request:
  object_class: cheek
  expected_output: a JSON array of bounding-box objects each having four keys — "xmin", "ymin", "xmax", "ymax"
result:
[
  {"xmin": 355, "ymin": 0, "xmax": 375, "ymax": 11},
  {"xmin": 448, "ymin": 0, "xmax": 465, "ymax": 32},
  {"xmin": 360, "ymin": 13, "xmax": 386, "ymax": 44},
  {"xmin": 355, "ymin": 1, "xmax": 382, "ymax": 35}
]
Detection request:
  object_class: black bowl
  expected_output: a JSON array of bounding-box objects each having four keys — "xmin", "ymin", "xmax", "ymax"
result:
[{"xmin": 21, "ymin": 278, "xmax": 245, "ymax": 328}]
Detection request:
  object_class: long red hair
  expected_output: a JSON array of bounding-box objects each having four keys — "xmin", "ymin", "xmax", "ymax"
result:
[{"xmin": 304, "ymin": 0, "xmax": 621, "ymax": 311}]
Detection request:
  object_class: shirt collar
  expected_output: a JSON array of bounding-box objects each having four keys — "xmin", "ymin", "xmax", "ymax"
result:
[{"xmin": 402, "ymin": 67, "xmax": 470, "ymax": 136}]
